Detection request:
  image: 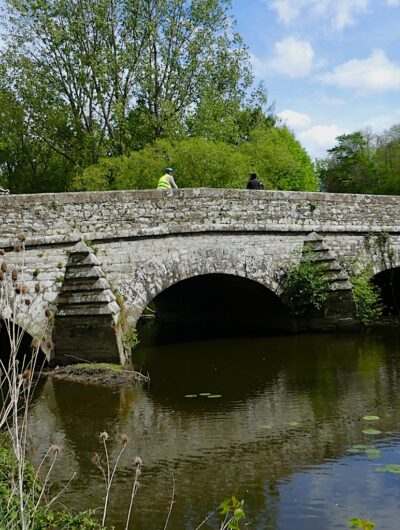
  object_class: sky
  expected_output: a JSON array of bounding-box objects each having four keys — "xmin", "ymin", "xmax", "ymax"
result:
[{"xmin": 232, "ymin": 0, "xmax": 400, "ymax": 158}]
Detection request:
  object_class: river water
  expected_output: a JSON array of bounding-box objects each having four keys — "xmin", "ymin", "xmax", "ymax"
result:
[{"xmin": 28, "ymin": 330, "xmax": 400, "ymax": 529}]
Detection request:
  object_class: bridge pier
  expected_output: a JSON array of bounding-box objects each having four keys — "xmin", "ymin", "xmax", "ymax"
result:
[
  {"xmin": 53, "ymin": 240, "xmax": 126, "ymax": 365},
  {"xmin": 295, "ymin": 232, "xmax": 359, "ymax": 331}
]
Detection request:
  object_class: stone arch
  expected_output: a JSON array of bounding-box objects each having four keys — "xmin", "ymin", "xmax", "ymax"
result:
[
  {"xmin": 118, "ymin": 248, "xmax": 287, "ymax": 326},
  {"xmin": 147, "ymin": 272, "xmax": 294, "ymax": 337},
  {"xmin": 0, "ymin": 317, "xmax": 48, "ymax": 367},
  {"xmin": 372, "ymin": 265, "xmax": 400, "ymax": 315}
]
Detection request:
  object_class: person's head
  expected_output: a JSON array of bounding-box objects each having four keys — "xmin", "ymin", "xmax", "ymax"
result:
[
  {"xmin": 250, "ymin": 173, "xmax": 257, "ymax": 180},
  {"xmin": 165, "ymin": 167, "xmax": 174, "ymax": 175}
]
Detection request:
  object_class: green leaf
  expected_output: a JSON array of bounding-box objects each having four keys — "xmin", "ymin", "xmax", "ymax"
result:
[
  {"xmin": 362, "ymin": 429, "xmax": 381, "ymax": 435},
  {"xmin": 365, "ymin": 449, "xmax": 381, "ymax": 460},
  {"xmin": 207, "ymin": 394, "xmax": 222, "ymax": 399},
  {"xmin": 363, "ymin": 415, "xmax": 380, "ymax": 421},
  {"xmin": 199, "ymin": 393, "xmax": 212, "ymax": 396},
  {"xmin": 258, "ymin": 424, "xmax": 272, "ymax": 429},
  {"xmin": 184, "ymin": 394, "xmax": 197, "ymax": 398},
  {"xmin": 375, "ymin": 464, "xmax": 400, "ymax": 474}
]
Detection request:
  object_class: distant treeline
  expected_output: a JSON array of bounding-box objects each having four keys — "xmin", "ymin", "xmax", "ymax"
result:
[{"xmin": 317, "ymin": 126, "xmax": 400, "ymax": 195}]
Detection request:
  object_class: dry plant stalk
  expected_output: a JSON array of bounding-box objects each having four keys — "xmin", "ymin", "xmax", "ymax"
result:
[
  {"xmin": 0, "ymin": 237, "xmax": 53, "ymax": 529},
  {"xmin": 92, "ymin": 431, "xmax": 143, "ymax": 529}
]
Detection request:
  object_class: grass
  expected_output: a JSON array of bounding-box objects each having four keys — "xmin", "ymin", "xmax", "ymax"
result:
[{"xmin": 72, "ymin": 363, "xmax": 124, "ymax": 372}]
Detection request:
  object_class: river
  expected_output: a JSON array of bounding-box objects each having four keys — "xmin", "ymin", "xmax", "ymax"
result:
[{"xmin": 28, "ymin": 329, "xmax": 400, "ymax": 529}]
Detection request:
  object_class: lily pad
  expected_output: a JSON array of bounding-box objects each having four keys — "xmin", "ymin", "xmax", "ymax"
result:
[
  {"xmin": 353, "ymin": 444, "xmax": 373, "ymax": 450},
  {"xmin": 184, "ymin": 394, "xmax": 197, "ymax": 398},
  {"xmin": 363, "ymin": 415, "xmax": 380, "ymax": 421},
  {"xmin": 207, "ymin": 394, "xmax": 222, "ymax": 399},
  {"xmin": 347, "ymin": 448, "xmax": 361, "ymax": 454},
  {"xmin": 362, "ymin": 428, "xmax": 382, "ymax": 435},
  {"xmin": 365, "ymin": 448, "xmax": 381, "ymax": 460},
  {"xmin": 259, "ymin": 424, "xmax": 272, "ymax": 429},
  {"xmin": 375, "ymin": 464, "xmax": 400, "ymax": 474},
  {"xmin": 199, "ymin": 393, "xmax": 212, "ymax": 396},
  {"xmin": 287, "ymin": 421, "xmax": 300, "ymax": 427}
]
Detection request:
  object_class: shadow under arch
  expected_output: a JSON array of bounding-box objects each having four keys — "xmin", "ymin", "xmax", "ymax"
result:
[
  {"xmin": 139, "ymin": 273, "xmax": 295, "ymax": 343},
  {"xmin": 373, "ymin": 266, "xmax": 400, "ymax": 315},
  {"xmin": 0, "ymin": 319, "xmax": 47, "ymax": 371}
]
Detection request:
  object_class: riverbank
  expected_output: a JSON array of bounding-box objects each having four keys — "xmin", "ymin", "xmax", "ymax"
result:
[{"xmin": 43, "ymin": 363, "xmax": 150, "ymax": 388}]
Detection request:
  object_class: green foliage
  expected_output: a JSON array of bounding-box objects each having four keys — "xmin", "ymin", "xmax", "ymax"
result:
[
  {"xmin": 123, "ymin": 328, "xmax": 140, "ymax": 351},
  {"xmin": 282, "ymin": 256, "xmax": 330, "ymax": 316},
  {"xmin": 240, "ymin": 127, "xmax": 317, "ymax": 191},
  {"xmin": 351, "ymin": 269, "xmax": 383, "ymax": 327},
  {"xmin": 318, "ymin": 126, "xmax": 400, "ymax": 195},
  {"xmin": 1, "ymin": 0, "xmax": 262, "ymax": 193},
  {"xmin": 73, "ymin": 130, "xmax": 318, "ymax": 192},
  {"xmin": 219, "ymin": 496, "xmax": 247, "ymax": 529},
  {"xmin": 348, "ymin": 518, "xmax": 375, "ymax": 529},
  {"xmin": 0, "ymin": 435, "xmax": 103, "ymax": 529}
]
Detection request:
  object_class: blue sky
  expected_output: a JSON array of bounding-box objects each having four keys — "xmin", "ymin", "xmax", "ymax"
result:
[{"xmin": 232, "ymin": 0, "xmax": 400, "ymax": 158}]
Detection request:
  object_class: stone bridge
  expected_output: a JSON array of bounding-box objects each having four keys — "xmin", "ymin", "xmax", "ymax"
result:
[{"xmin": 1, "ymin": 189, "xmax": 400, "ymax": 364}]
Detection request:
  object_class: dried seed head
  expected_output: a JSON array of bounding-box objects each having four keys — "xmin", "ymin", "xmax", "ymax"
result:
[
  {"xmin": 11, "ymin": 269, "xmax": 18, "ymax": 281},
  {"xmin": 31, "ymin": 337, "xmax": 40, "ymax": 349},
  {"xmin": 34, "ymin": 283, "xmax": 41, "ymax": 293},
  {"xmin": 21, "ymin": 285, "xmax": 28, "ymax": 295},
  {"xmin": 45, "ymin": 308, "xmax": 51, "ymax": 318},
  {"xmin": 100, "ymin": 431, "xmax": 109, "ymax": 441},
  {"xmin": 120, "ymin": 434, "xmax": 128, "ymax": 444},
  {"xmin": 133, "ymin": 456, "xmax": 142, "ymax": 467},
  {"xmin": 45, "ymin": 339, "xmax": 53, "ymax": 350},
  {"xmin": 15, "ymin": 285, "xmax": 21, "ymax": 294},
  {"xmin": 25, "ymin": 299, "xmax": 31, "ymax": 306},
  {"xmin": 22, "ymin": 369, "xmax": 31, "ymax": 380},
  {"xmin": 50, "ymin": 444, "xmax": 61, "ymax": 455},
  {"xmin": 91, "ymin": 452, "xmax": 101, "ymax": 465},
  {"xmin": 1, "ymin": 262, "xmax": 7, "ymax": 273},
  {"xmin": 17, "ymin": 233, "xmax": 26, "ymax": 242},
  {"xmin": 0, "ymin": 248, "xmax": 4, "ymax": 255},
  {"xmin": 14, "ymin": 244, "xmax": 22, "ymax": 253}
]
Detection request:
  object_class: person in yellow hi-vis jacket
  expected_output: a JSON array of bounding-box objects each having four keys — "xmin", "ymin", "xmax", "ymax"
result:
[{"xmin": 157, "ymin": 168, "xmax": 178, "ymax": 189}]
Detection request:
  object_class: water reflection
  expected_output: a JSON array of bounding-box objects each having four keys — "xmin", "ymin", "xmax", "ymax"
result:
[{"xmin": 28, "ymin": 331, "xmax": 400, "ymax": 529}]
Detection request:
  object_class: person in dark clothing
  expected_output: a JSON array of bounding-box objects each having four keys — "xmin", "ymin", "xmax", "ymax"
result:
[{"xmin": 246, "ymin": 173, "xmax": 264, "ymax": 190}]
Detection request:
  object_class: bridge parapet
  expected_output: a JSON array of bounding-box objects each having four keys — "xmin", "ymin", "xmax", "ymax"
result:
[{"xmin": 1, "ymin": 189, "xmax": 400, "ymax": 249}]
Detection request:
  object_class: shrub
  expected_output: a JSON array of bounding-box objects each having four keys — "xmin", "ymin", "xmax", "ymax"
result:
[
  {"xmin": 72, "ymin": 128, "xmax": 318, "ymax": 192},
  {"xmin": 282, "ymin": 257, "xmax": 330, "ymax": 316},
  {"xmin": 351, "ymin": 269, "xmax": 383, "ymax": 327}
]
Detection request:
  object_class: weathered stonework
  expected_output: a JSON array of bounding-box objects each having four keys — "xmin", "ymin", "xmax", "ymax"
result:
[
  {"xmin": 53, "ymin": 240, "xmax": 125, "ymax": 365},
  {"xmin": 1, "ymin": 189, "xmax": 400, "ymax": 362}
]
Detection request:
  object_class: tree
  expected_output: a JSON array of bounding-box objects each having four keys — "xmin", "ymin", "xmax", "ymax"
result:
[
  {"xmin": 1, "ymin": 0, "xmax": 260, "ymax": 193},
  {"xmin": 317, "ymin": 131, "xmax": 380, "ymax": 194}
]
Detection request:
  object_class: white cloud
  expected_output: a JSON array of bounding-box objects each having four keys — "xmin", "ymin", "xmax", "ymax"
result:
[
  {"xmin": 268, "ymin": 0, "xmax": 369, "ymax": 30},
  {"xmin": 320, "ymin": 95, "xmax": 346, "ymax": 107},
  {"xmin": 269, "ymin": 37, "xmax": 314, "ymax": 78},
  {"xmin": 278, "ymin": 109, "xmax": 312, "ymax": 129},
  {"xmin": 386, "ymin": 0, "xmax": 399, "ymax": 6},
  {"xmin": 298, "ymin": 124, "xmax": 344, "ymax": 158},
  {"xmin": 249, "ymin": 53, "xmax": 269, "ymax": 79},
  {"xmin": 320, "ymin": 49, "xmax": 400, "ymax": 93}
]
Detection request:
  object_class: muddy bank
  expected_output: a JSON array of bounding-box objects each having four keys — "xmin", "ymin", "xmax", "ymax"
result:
[{"xmin": 42, "ymin": 363, "xmax": 149, "ymax": 388}]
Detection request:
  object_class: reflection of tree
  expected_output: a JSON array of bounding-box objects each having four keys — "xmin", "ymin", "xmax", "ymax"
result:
[{"xmin": 26, "ymin": 332, "xmax": 400, "ymax": 529}]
